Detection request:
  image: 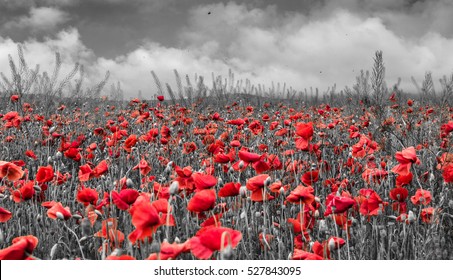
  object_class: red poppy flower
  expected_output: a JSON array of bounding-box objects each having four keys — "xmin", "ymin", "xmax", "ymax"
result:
[
  {"xmin": 106, "ymin": 255, "xmax": 136, "ymax": 260},
  {"xmin": 324, "ymin": 193, "xmax": 356, "ymax": 216},
  {"xmin": 157, "ymin": 95, "xmax": 165, "ymax": 101},
  {"xmin": 128, "ymin": 198, "xmax": 161, "ymax": 244},
  {"xmin": 361, "ymin": 168, "xmax": 388, "ymax": 185},
  {"xmin": 286, "ymin": 185, "xmax": 315, "ymax": 205},
  {"xmin": 12, "ymin": 180, "xmax": 35, "ymax": 203},
  {"xmin": 0, "ymin": 161, "xmax": 24, "ymax": 182},
  {"xmin": 123, "ymin": 134, "xmax": 137, "ymax": 153},
  {"xmin": 111, "ymin": 189, "xmax": 139, "ymax": 210},
  {"xmin": 421, "ymin": 207, "xmax": 438, "ymax": 223},
  {"xmin": 36, "ymin": 165, "xmax": 54, "ymax": 184},
  {"xmin": 187, "ymin": 189, "xmax": 216, "ymax": 213},
  {"xmin": 183, "ymin": 142, "xmax": 198, "ymax": 154},
  {"xmin": 147, "ymin": 240, "xmax": 191, "ymax": 260},
  {"xmin": 238, "ymin": 150, "xmax": 261, "ymax": 163},
  {"xmin": 291, "ymin": 249, "xmax": 323, "ymax": 260},
  {"xmin": 190, "ymin": 227, "xmax": 242, "ymax": 259},
  {"xmin": 246, "ymin": 174, "xmax": 273, "ymax": 202},
  {"xmin": 192, "ymin": 173, "xmax": 217, "ymax": 190},
  {"xmin": 78, "ymin": 164, "xmax": 93, "ymax": 182},
  {"xmin": 410, "ymin": 189, "xmax": 432, "ymax": 205},
  {"xmin": 0, "ymin": 235, "xmax": 39, "ymax": 260},
  {"xmin": 442, "ymin": 163, "xmax": 453, "ymax": 183},
  {"xmin": 94, "ymin": 218, "xmax": 125, "ymax": 248},
  {"xmin": 133, "ymin": 159, "xmax": 151, "ymax": 176},
  {"xmin": 218, "ymin": 182, "xmax": 241, "ymax": 197},
  {"xmin": 92, "ymin": 160, "xmax": 109, "ymax": 177},
  {"xmin": 358, "ymin": 189, "xmax": 384, "ymax": 217},
  {"xmin": 301, "ymin": 170, "xmax": 319, "ymax": 186},
  {"xmin": 25, "ymin": 150, "xmax": 37, "ymax": 160},
  {"xmin": 396, "ymin": 173, "xmax": 413, "ymax": 187},
  {"xmin": 77, "ymin": 187, "xmax": 99, "ymax": 206},
  {"xmin": 47, "ymin": 202, "xmax": 72, "ymax": 220},
  {"xmin": 295, "ymin": 122, "xmax": 314, "ymax": 139},
  {"xmin": 391, "ymin": 146, "xmax": 420, "ymax": 176},
  {"xmin": 0, "ymin": 207, "xmax": 12, "ymax": 222}
]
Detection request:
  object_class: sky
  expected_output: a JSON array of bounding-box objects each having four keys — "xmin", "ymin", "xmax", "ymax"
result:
[{"xmin": 1, "ymin": 0, "xmax": 453, "ymax": 98}]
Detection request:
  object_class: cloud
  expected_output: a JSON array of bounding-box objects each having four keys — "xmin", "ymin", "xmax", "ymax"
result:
[
  {"xmin": 1, "ymin": 1, "xmax": 453, "ymax": 100},
  {"xmin": 4, "ymin": 6, "xmax": 69, "ymax": 33}
]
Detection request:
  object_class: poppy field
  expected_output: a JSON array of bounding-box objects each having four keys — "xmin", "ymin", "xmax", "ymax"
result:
[{"xmin": 1, "ymin": 65, "xmax": 453, "ymax": 260}]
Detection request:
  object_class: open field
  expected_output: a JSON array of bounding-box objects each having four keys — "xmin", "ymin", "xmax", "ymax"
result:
[{"xmin": 1, "ymin": 48, "xmax": 453, "ymax": 260}]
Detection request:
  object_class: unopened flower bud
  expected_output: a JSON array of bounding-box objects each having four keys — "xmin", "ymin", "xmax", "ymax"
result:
[
  {"xmin": 56, "ymin": 212, "xmax": 65, "ymax": 220},
  {"xmin": 126, "ymin": 178, "xmax": 134, "ymax": 188},
  {"xmin": 169, "ymin": 181, "xmax": 179, "ymax": 195}
]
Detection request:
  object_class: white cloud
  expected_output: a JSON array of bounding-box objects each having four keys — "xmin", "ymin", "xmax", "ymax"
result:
[
  {"xmin": 4, "ymin": 6, "xmax": 69, "ymax": 33},
  {"xmin": 1, "ymin": 2, "xmax": 453, "ymax": 99}
]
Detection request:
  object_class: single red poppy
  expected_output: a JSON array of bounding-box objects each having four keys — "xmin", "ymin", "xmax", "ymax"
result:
[
  {"xmin": 0, "ymin": 207, "xmax": 12, "ymax": 222},
  {"xmin": 0, "ymin": 161, "xmax": 24, "ymax": 182},
  {"xmin": 187, "ymin": 189, "xmax": 216, "ymax": 213},
  {"xmin": 190, "ymin": 227, "xmax": 242, "ymax": 259},
  {"xmin": 111, "ymin": 189, "xmax": 140, "ymax": 210},
  {"xmin": 133, "ymin": 159, "xmax": 151, "ymax": 176},
  {"xmin": 77, "ymin": 186, "xmax": 99, "ymax": 206},
  {"xmin": 238, "ymin": 150, "xmax": 261, "ymax": 163},
  {"xmin": 324, "ymin": 193, "xmax": 356, "ymax": 216},
  {"xmin": 0, "ymin": 235, "xmax": 39, "ymax": 260},
  {"xmin": 47, "ymin": 202, "xmax": 72, "ymax": 220},
  {"xmin": 442, "ymin": 163, "xmax": 453, "ymax": 183},
  {"xmin": 218, "ymin": 182, "xmax": 241, "ymax": 197},
  {"xmin": 192, "ymin": 173, "xmax": 217, "ymax": 190},
  {"xmin": 286, "ymin": 185, "xmax": 315, "ymax": 205},
  {"xmin": 36, "ymin": 165, "xmax": 54, "ymax": 184},
  {"xmin": 128, "ymin": 198, "xmax": 161, "ymax": 244},
  {"xmin": 291, "ymin": 249, "xmax": 323, "ymax": 260},
  {"xmin": 157, "ymin": 95, "xmax": 165, "ymax": 101},
  {"xmin": 12, "ymin": 180, "xmax": 35, "ymax": 203},
  {"xmin": 410, "ymin": 189, "xmax": 432, "ymax": 206},
  {"xmin": 358, "ymin": 189, "xmax": 384, "ymax": 217},
  {"xmin": 246, "ymin": 174, "xmax": 272, "ymax": 202}
]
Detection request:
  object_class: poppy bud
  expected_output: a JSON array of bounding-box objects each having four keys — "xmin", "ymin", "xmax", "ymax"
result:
[
  {"xmin": 126, "ymin": 178, "xmax": 134, "ymax": 188},
  {"xmin": 56, "ymin": 212, "xmax": 65, "ymax": 220},
  {"xmin": 408, "ymin": 211, "xmax": 416, "ymax": 223},
  {"xmin": 47, "ymin": 156, "xmax": 53, "ymax": 164},
  {"xmin": 314, "ymin": 210, "xmax": 320, "ymax": 218},
  {"xmin": 50, "ymin": 243, "xmax": 59, "ymax": 260},
  {"xmin": 220, "ymin": 245, "xmax": 233, "ymax": 260},
  {"xmin": 315, "ymin": 196, "xmax": 321, "ymax": 203},
  {"xmin": 94, "ymin": 209, "xmax": 103, "ymax": 216},
  {"xmin": 150, "ymin": 241, "xmax": 161, "ymax": 254},
  {"xmin": 217, "ymin": 177, "xmax": 224, "ymax": 188},
  {"xmin": 279, "ymin": 187, "xmax": 285, "ymax": 195},
  {"xmin": 448, "ymin": 200, "xmax": 453, "ymax": 209},
  {"xmin": 49, "ymin": 126, "xmax": 56, "ymax": 134},
  {"xmin": 55, "ymin": 151, "xmax": 62, "ymax": 159},
  {"xmin": 240, "ymin": 211, "xmax": 246, "ymax": 219},
  {"xmin": 239, "ymin": 161, "xmax": 244, "ymax": 169},
  {"xmin": 71, "ymin": 215, "xmax": 82, "ymax": 222},
  {"xmin": 328, "ymin": 238, "xmax": 337, "ymax": 251},
  {"xmin": 33, "ymin": 185, "xmax": 42, "ymax": 192},
  {"xmin": 174, "ymin": 237, "xmax": 181, "ymax": 243},
  {"xmin": 239, "ymin": 186, "xmax": 247, "ymax": 197},
  {"xmin": 0, "ymin": 229, "xmax": 4, "ymax": 244},
  {"xmin": 81, "ymin": 218, "xmax": 91, "ymax": 236},
  {"xmin": 169, "ymin": 181, "xmax": 179, "ymax": 195}
]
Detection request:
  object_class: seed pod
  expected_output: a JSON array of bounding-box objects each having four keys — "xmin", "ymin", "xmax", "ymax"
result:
[
  {"xmin": 50, "ymin": 243, "xmax": 59, "ymax": 260},
  {"xmin": 220, "ymin": 245, "xmax": 233, "ymax": 260},
  {"xmin": 169, "ymin": 181, "xmax": 179, "ymax": 195}
]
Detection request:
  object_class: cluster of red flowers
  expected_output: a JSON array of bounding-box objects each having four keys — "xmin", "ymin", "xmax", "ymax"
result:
[{"xmin": 0, "ymin": 94, "xmax": 452, "ymax": 260}]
